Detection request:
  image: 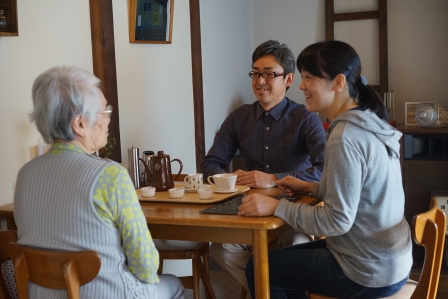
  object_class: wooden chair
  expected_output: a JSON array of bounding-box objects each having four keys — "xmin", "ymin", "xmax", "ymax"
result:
[
  {"xmin": 308, "ymin": 197, "xmax": 446, "ymax": 299},
  {"xmin": 158, "ymin": 242, "xmax": 216, "ymax": 299},
  {"xmin": 0, "ymin": 231, "xmax": 18, "ymax": 299},
  {"xmin": 7, "ymin": 243, "xmax": 101, "ymax": 299}
]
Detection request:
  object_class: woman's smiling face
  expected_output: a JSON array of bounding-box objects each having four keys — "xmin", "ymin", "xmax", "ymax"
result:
[{"xmin": 299, "ymin": 70, "xmax": 336, "ymax": 115}]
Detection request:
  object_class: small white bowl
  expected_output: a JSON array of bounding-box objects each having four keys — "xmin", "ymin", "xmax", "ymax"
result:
[
  {"xmin": 168, "ymin": 187, "xmax": 185, "ymax": 199},
  {"xmin": 197, "ymin": 188, "xmax": 213, "ymax": 200},
  {"xmin": 140, "ymin": 187, "xmax": 156, "ymax": 198}
]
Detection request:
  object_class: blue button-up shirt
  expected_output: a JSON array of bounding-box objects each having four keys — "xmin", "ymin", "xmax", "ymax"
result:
[{"xmin": 201, "ymin": 97, "xmax": 326, "ymax": 182}]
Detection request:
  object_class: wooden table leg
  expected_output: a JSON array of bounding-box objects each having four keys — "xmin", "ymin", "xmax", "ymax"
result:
[{"xmin": 252, "ymin": 229, "xmax": 270, "ymax": 299}]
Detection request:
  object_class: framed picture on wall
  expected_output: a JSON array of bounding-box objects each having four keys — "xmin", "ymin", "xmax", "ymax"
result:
[{"xmin": 129, "ymin": 0, "xmax": 174, "ymax": 44}]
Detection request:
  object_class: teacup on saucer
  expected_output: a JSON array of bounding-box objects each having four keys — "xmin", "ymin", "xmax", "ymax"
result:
[
  {"xmin": 213, "ymin": 187, "xmax": 238, "ymax": 194},
  {"xmin": 207, "ymin": 174, "xmax": 237, "ymax": 191}
]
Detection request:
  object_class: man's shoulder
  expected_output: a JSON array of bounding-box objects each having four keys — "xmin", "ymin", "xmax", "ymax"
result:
[
  {"xmin": 231, "ymin": 101, "xmax": 258, "ymax": 115},
  {"xmin": 285, "ymin": 98, "xmax": 315, "ymax": 116}
]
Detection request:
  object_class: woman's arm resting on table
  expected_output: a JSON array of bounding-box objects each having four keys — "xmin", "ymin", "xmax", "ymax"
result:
[
  {"xmin": 238, "ymin": 193, "xmax": 279, "ymax": 217},
  {"xmin": 276, "ymin": 176, "xmax": 314, "ymax": 196}
]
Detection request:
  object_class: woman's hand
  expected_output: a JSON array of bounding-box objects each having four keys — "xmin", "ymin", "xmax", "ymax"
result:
[
  {"xmin": 238, "ymin": 194, "xmax": 279, "ymax": 217},
  {"xmin": 276, "ymin": 176, "xmax": 314, "ymax": 196}
]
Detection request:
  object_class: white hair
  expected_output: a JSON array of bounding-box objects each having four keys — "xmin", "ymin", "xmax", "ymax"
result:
[{"xmin": 29, "ymin": 66, "xmax": 102, "ymax": 143}]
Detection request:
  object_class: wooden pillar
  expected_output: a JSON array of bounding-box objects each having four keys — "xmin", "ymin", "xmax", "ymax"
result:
[{"xmin": 89, "ymin": 0, "xmax": 122, "ymax": 162}]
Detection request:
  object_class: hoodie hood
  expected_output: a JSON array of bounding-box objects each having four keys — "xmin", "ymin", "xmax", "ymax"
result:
[{"xmin": 329, "ymin": 109, "xmax": 402, "ymax": 158}]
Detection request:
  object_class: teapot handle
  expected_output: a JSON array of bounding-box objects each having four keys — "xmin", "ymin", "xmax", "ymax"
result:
[{"xmin": 171, "ymin": 159, "xmax": 183, "ymax": 181}]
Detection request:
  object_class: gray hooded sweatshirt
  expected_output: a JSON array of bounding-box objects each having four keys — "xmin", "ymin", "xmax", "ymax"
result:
[{"xmin": 275, "ymin": 108, "xmax": 412, "ymax": 288}]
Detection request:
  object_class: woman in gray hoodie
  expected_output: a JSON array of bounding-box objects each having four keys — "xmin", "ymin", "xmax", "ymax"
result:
[{"xmin": 239, "ymin": 40, "xmax": 412, "ymax": 299}]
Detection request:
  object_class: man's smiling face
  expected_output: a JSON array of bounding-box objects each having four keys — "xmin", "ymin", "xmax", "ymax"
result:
[{"xmin": 251, "ymin": 55, "xmax": 293, "ymax": 111}]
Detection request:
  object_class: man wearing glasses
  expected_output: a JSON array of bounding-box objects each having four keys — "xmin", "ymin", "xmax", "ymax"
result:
[
  {"xmin": 201, "ymin": 40, "xmax": 325, "ymax": 188},
  {"xmin": 203, "ymin": 40, "xmax": 326, "ymax": 289}
]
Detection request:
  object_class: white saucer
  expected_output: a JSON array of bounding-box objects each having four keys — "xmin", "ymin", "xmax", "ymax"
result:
[
  {"xmin": 183, "ymin": 186, "xmax": 211, "ymax": 193},
  {"xmin": 184, "ymin": 187, "xmax": 198, "ymax": 193},
  {"xmin": 213, "ymin": 188, "xmax": 238, "ymax": 194}
]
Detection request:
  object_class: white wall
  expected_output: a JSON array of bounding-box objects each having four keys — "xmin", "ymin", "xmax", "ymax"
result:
[
  {"xmin": 200, "ymin": 0, "xmax": 253, "ymax": 152},
  {"xmin": 249, "ymin": 0, "xmax": 448, "ymax": 125},
  {"xmin": 250, "ymin": 0, "xmax": 326, "ymax": 105},
  {"xmin": 113, "ymin": 0, "xmax": 196, "ymax": 175},
  {"xmin": 0, "ymin": 1, "xmax": 198, "ymax": 206},
  {"xmin": 0, "ymin": 0, "xmax": 93, "ymax": 206},
  {"xmin": 388, "ymin": 0, "xmax": 448, "ymax": 122}
]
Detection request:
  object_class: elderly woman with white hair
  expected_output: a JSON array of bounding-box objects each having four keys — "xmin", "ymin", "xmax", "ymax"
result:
[{"xmin": 14, "ymin": 66, "xmax": 185, "ymax": 299}]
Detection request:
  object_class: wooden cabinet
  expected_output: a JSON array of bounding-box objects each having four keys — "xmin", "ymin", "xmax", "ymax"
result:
[
  {"xmin": 397, "ymin": 124, "xmax": 448, "ymax": 270},
  {"xmin": 0, "ymin": 0, "xmax": 18, "ymax": 36}
]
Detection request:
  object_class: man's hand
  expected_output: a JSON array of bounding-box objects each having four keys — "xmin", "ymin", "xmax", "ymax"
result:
[
  {"xmin": 276, "ymin": 175, "xmax": 314, "ymax": 196},
  {"xmin": 238, "ymin": 193, "xmax": 279, "ymax": 217},
  {"xmin": 233, "ymin": 170, "xmax": 277, "ymax": 188}
]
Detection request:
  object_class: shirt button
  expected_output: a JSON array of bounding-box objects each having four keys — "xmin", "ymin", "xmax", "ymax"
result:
[
  {"xmin": 265, "ymin": 146, "xmax": 269, "ymax": 149},
  {"xmin": 266, "ymin": 127, "xmax": 269, "ymax": 130},
  {"xmin": 265, "ymin": 112, "xmax": 269, "ymax": 115},
  {"xmin": 266, "ymin": 165, "xmax": 270, "ymax": 168}
]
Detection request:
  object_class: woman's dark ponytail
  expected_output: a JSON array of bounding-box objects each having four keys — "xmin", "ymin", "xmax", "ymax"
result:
[{"xmin": 356, "ymin": 77, "xmax": 388, "ymax": 121}]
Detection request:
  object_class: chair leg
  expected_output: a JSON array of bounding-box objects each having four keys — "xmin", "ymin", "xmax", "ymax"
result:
[
  {"xmin": 201, "ymin": 254, "xmax": 216, "ymax": 299},
  {"xmin": 240, "ymin": 285, "xmax": 247, "ymax": 299},
  {"xmin": 157, "ymin": 258, "xmax": 163, "ymax": 275},
  {"xmin": 192, "ymin": 256, "xmax": 201, "ymax": 299}
]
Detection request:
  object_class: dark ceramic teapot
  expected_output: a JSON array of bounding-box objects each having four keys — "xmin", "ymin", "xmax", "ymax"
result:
[{"xmin": 149, "ymin": 151, "xmax": 183, "ymax": 191}]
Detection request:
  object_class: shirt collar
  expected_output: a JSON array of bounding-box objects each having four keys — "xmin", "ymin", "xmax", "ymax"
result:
[
  {"xmin": 256, "ymin": 97, "xmax": 288, "ymax": 121},
  {"xmin": 48, "ymin": 142, "xmax": 87, "ymax": 155}
]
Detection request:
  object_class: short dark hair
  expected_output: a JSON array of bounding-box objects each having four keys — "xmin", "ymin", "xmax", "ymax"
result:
[
  {"xmin": 297, "ymin": 40, "xmax": 387, "ymax": 121},
  {"xmin": 252, "ymin": 40, "xmax": 295, "ymax": 91}
]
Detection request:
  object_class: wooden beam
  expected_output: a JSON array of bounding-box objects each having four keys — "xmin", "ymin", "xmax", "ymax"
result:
[
  {"xmin": 189, "ymin": 0, "xmax": 205, "ymax": 172},
  {"xmin": 89, "ymin": 0, "xmax": 122, "ymax": 162},
  {"xmin": 378, "ymin": 0, "xmax": 389, "ymax": 95},
  {"xmin": 325, "ymin": 0, "xmax": 389, "ymax": 97},
  {"xmin": 89, "ymin": 0, "xmax": 206, "ymax": 167},
  {"xmin": 332, "ymin": 11, "xmax": 379, "ymax": 22},
  {"xmin": 325, "ymin": 0, "xmax": 334, "ymax": 40}
]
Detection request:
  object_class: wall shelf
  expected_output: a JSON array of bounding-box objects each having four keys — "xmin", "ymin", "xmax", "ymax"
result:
[{"xmin": 0, "ymin": 0, "xmax": 18, "ymax": 36}]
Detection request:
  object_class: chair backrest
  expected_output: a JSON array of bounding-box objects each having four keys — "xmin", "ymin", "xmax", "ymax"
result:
[
  {"xmin": 411, "ymin": 197, "xmax": 446, "ymax": 299},
  {"xmin": 7, "ymin": 243, "xmax": 101, "ymax": 299},
  {"xmin": 0, "ymin": 231, "xmax": 18, "ymax": 299}
]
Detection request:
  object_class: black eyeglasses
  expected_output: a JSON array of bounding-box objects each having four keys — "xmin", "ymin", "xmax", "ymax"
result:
[
  {"xmin": 248, "ymin": 71, "xmax": 285, "ymax": 80},
  {"xmin": 98, "ymin": 104, "xmax": 113, "ymax": 118}
]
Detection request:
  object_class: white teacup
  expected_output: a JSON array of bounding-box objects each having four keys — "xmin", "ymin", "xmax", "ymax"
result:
[
  {"xmin": 168, "ymin": 187, "xmax": 185, "ymax": 199},
  {"xmin": 184, "ymin": 173, "xmax": 203, "ymax": 190},
  {"xmin": 207, "ymin": 173, "xmax": 237, "ymax": 191},
  {"xmin": 140, "ymin": 187, "xmax": 156, "ymax": 198},
  {"xmin": 197, "ymin": 187, "xmax": 213, "ymax": 200}
]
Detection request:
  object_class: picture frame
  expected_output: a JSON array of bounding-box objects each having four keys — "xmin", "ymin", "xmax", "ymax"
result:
[
  {"xmin": 405, "ymin": 102, "xmax": 421, "ymax": 125},
  {"xmin": 129, "ymin": 0, "xmax": 174, "ymax": 44}
]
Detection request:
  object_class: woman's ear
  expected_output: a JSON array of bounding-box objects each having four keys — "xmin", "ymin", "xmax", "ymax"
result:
[
  {"xmin": 285, "ymin": 73, "xmax": 294, "ymax": 87},
  {"xmin": 72, "ymin": 115, "xmax": 88, "ymax": 137},
  {"xmin": 334, "ymin": 74, "xmax": 346, "ymax": 92}
]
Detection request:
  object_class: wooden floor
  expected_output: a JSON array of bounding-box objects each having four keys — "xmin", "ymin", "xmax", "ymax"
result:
[{"xmin": 183, "ymin": 258, "xmax": 448, "ymax": 299}]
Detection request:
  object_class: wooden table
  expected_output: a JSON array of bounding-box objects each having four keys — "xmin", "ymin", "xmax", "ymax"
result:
[{"xmin": 0, "ymin": 188, "xmax": 319, "ymax": 299}]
